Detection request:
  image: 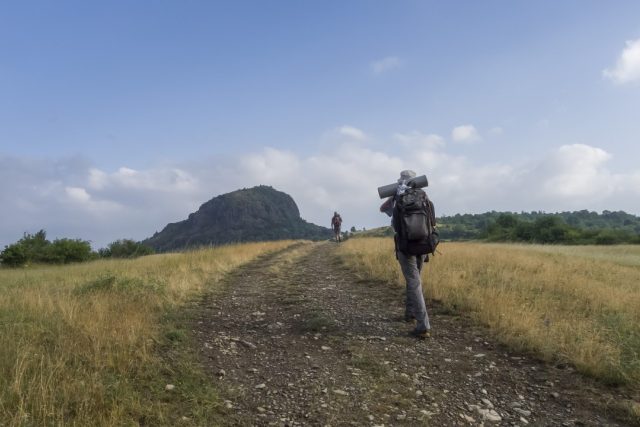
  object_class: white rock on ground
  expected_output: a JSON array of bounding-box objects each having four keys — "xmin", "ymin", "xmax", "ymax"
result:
[
  {"xmin": 475, "ymin": 407, "xmax": 502, "ymax": 423},
  {"xmin": 481, "ymin": 398, "xmax": 494, "ymax": 408}
]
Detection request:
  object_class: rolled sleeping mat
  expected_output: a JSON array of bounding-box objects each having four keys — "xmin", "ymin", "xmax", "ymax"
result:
[
  {"xmin": 377, "ymin": 175, "xmax": 428, "ymax": 198},
  {"xmin": 377, "ymin": 182, "xmax": 399, "ymax": 199},
  {"xmin": 409, "ymin": 174, "xmax": 429, "ymax": 189}
]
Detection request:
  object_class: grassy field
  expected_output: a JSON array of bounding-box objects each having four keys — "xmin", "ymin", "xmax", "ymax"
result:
[
  {"xmin": 0, "ymin": 240, "xmax": 294, "ymax": 426},
  {"xmin": 337, "ymin": 239, "xmax": 640, "ymax": 388},
  {"xmin": 522, "ymin": 244, "xmax": 640, "ymax": 267}
]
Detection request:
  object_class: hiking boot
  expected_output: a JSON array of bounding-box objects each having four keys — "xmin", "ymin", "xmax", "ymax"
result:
[{"xmin": 408, "ymin": 328, "xmax": 430, "ymax": 339}]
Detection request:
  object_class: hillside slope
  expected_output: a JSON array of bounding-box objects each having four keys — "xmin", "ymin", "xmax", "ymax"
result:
[{"xmin": 143, "ymin": 186, "xmax": 330, "ymax": 251}]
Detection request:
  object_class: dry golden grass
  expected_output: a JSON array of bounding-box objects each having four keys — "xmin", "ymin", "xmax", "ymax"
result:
[
  {"xmin": 0, "ymin": 240, "xmax": 294, "ymax": 426},
  {"xmin": 338, "ymin": 238, "xmax": 640, "ymax": 386},
  {"xmin": 266, "ymin": 242, "xmax": 315, "ymax": 275},
  {"xmin": 520, "ymin": 244, "xmax": 640, "ymax": 267}
]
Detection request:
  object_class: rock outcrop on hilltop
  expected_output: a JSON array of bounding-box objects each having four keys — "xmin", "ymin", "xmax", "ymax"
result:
[{"xmin": 143, "ymin": 186, "xmax": 330, "ymax": 251}]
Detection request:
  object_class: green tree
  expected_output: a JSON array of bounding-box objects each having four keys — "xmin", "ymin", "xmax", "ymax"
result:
[
  {"xmin": 514, "ymin": 221, "xmax": 534, "ymax": 242},
  {"xmin": 0, "ymin": 243, "xmax": 28, "ymax": 267},
  {"xmin": 101, "ymin": 239, "xmax": 155, "ymax": 259},
  {"xmin": 0, "ymin": 230, "xmax": 50, "ymax": 267},
  {"xmin": 0, "ymin": 230, "xmax": 95, "ymax": 267},
  {"xmin": 532, "ymin": 217, "xmax": 569, "ymax": 243},
  {"xmin": 21, "ymin": 230, "xmax": 50, "ymax": 262},
  {"xmin": 46, "ymin": 239, "xmax": 94, "ymax": 263},
  {"xmin": 486, "ymin": 213, "xmax": 521, "ymax": 241}
]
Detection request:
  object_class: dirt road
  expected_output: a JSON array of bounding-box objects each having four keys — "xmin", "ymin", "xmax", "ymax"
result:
[{"xmin": 192, "ymin": 242, "xmax": 631, "ymax": 426}]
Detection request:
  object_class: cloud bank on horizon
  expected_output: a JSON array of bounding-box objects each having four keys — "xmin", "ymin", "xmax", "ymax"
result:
[{"xmin": 2, "ymin": 124, "xmax": 640, "ymax": 249}]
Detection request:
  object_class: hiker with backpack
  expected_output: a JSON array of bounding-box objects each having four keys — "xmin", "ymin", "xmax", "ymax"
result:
[
  {"xmin": 331, "ymin": 211, "xmax": 343, "ymax": 242},
  {"xmin": 379, "ymin": 170, "xmax": 438, "ymax": 339}
]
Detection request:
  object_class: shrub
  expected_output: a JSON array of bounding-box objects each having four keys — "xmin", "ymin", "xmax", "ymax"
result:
[
  {"xmin": 20, "ymin": 230, "xmax": 50, "ymax": 262},
  {"xmin": 46, "ymin": 239, "xmax": 94, "ymax": 263},
  {"xmin": 0, "ymin": 230, "xmax": 95, "ymax": 267},
  {"xmin": 0, "ymin": 243, "xmax": 28, "ymax": 267},
  {"xmin": 100, "ymin": 239, "xmax": 155, "ymax": 259},
  {"xmin": 532, "ymin": 217, "xmax": 569, "ymax": 243}
]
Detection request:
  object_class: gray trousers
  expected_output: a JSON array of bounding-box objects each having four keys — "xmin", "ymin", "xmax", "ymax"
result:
[{"xmin": 397, "ymin": 251, "xmax": 431, "ymax": 331}]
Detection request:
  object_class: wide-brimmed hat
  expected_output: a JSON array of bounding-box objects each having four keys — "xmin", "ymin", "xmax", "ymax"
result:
[{"xmin": 398, "ymin": 169, "xmax": 416, "ymax": 183}]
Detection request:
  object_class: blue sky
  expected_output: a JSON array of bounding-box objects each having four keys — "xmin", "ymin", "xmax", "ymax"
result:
[{"xmin": 1, "ymin": 1, "xmax": 640, "ymax": 248}]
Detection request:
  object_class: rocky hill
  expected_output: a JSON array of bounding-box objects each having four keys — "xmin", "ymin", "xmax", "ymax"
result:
[{"xmin": 143, "ymin": 186, "xmax": 331, "ymax": 251}]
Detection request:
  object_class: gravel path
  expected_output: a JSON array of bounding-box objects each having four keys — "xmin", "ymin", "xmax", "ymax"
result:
[{"xmin": 192, "ymin": 242, "xmax": 633, "ymax": 426}]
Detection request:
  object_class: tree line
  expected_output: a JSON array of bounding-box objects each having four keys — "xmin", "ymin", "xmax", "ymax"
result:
[
  {"xmin": 0, "ymin": 230, "xmax": 154, "ymax": 267},
  {"xmin": 438, "ymin": 210, "xmax": 640, "ymax": 244},
  {"xmin": 4, "ymin": 209, "xmax": 639, "ymax": 267}
]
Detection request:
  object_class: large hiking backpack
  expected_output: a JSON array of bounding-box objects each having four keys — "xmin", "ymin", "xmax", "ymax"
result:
[{"xmin": 393, "ymin": 187, "xmax": 438, "ymax": 256}]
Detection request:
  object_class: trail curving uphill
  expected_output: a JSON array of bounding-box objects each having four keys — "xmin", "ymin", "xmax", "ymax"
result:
[{"xmin": 192, "ymin": 242, "xmax": 630, "ymax": 426}]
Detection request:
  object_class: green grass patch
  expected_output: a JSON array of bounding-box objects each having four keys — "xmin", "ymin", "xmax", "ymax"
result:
[
  {"xmin": 298, "ymin": 312, "xmax": 337, "ymax": 333},
  {"xmin": 350, "ymin": 352, "xmax": 388, "ymax": 377},
  {"xmin": 127, "ymin": 312, "xmax": 227, "ymax": 426},
  {"xmin": 607, "ymin": 399, "xmax": 640, "ymax": 426},
  {"xmin": 75, "ymin": 273, "xmax": 166, "ymax": 296}
]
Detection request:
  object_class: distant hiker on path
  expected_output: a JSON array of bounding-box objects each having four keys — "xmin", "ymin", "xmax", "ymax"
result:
[
  {"xmin": 331, "ymin": 212, "xmax": 343, "ymax": 243},
  {"xmin": 380, "ymin": 170, "xmax": 433, "ymax": 339}
]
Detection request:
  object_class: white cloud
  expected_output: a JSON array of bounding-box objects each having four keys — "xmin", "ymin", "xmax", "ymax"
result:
[
  {"xmin": 452, "ymin": 125, "xmax": 482, "ymax": 143},
  {"xmin": 239, "ymin": 144, "xmax": 403, "ymax": 219},
  {"xmin": 65, "ymin": 186, "xmax": 123, "ymax": 215},
  {"xmin": 536, "ymin": 144, "xmax": 615, "ymax": 199},
  {"xmin": 65, "ymin": 186, "xmax": 91, "ymax": 203},
  {"xmin": 603, "ymin": 38, "xmax": 640, "ymax": 84},
  {"xmin": 338, "ymin": 125, "xmax": 367, "ymax": 141},
  {"xmin": 88, "ymin": 168, "xmax": 108, "ymax": 190},
  {"xmin": 371, "ymin": 56, "xmax": 402, "ymax": 74},
  {"xmin": 393, "ymin": 131, "xmax": 445, "ymax": 149},
  {"xmin": 108, "ymin": 166, "xmax": 198, "ymax": 191},
  {"xmin": 241, "ymin": 148, "xmax": 301, "ymax": 183}
]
